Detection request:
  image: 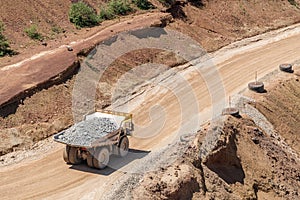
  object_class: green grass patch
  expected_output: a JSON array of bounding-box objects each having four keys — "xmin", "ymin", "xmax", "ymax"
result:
[
  {"xmin": 51, "ymin": 25, "xmax": 64, "ymax": 34},
  {"xmin": 24, "ymin": 24, "xmax": 43, "ymax": 40}
]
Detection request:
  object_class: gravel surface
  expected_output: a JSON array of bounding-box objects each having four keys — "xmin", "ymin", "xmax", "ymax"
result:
[{"xmin": 55, "ymin": 117, "xmax": 118, "ymax": 147}]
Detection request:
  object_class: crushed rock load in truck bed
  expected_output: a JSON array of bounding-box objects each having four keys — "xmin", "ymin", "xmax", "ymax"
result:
[{"xmin": 56, "ymin": 117, "xmax": 118, "ymax": 147}]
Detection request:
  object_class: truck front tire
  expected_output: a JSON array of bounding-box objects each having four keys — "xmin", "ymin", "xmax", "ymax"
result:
[{"xmin": 118, "ymin": 136, "xmax": 129, "ymax": 157}]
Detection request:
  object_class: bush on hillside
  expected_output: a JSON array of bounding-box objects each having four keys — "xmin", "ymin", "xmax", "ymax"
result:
[
  {"xmin": 99, "ymin": 0, "xmax": 132, "ymax": 20},
  {"xmin": 0, "ymin": 21, "xmax": 15, "ymax": 57},
  {"xmin": 133, "ymin": 0, "xmax": 154, "ymax": 10},
  {"xmin": 158, "ymin": 0, "xmax": 175, "ymax": 7},
  {"xmin": 69, "ymin": 1, "xmax": 100, "ymax": 28},
  {"xmin": 24, "ymin": 24, "xmax": 43, "ymax": 40},
  {"xmin": 108, "ymin": 0, "xmax": 132, "ymax": 15},
  {"xmin": 99, "ymin": 6, "xmax": 115, "ymax": 20}
]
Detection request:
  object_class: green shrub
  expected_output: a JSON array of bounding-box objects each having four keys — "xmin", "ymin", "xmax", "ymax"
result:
[
  {"xmin": 99, "ymin": 6, "xmax": 116, "ymax": 20},
  {"xmin": 108, "ymin": 0, "xmax": 132, "ymax": 15},
  {"xmin": 99, "ymin": 0, "xmax": 132, "ymax": 21},
  {"xmin": 51, "ymin": 25, "xmax": 64, "ymax": 34},
  {"xmin": 133, "ymin": 0, "xmax": 154, "ymax": 10},
  {"xmin": 24, "ymin": 24, "xmax": 43, "ymax": 40},
  {"xmin": 69, "ymin": 2, "xmax": 100, "ymax": 28},
  {"xmin": 0, "ymin": 22, "xmax": 15, "ymax": 56}
]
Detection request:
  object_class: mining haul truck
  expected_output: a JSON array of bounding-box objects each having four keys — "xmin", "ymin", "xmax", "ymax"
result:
[{"xmin": 53, "ymin": 110, "xmax": 133, "ymax": 169}]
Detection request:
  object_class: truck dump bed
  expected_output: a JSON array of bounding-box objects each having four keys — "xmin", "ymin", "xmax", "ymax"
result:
[{"xmin": 54, "ymin": 111, "xmax": 127, "ymax": 147}]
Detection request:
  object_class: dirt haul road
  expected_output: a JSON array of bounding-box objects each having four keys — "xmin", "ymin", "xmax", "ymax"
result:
[{"xmin": 1, "ymin": 25, "xmax": 300, "ymax": 199}]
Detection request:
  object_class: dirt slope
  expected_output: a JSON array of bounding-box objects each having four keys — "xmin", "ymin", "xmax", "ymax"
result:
[
  {"xmin": 0, "ymin": 0, "xmax": 105, "ymax": 52},
  {"xmin": 0, "ymin": 12, "xmax": 171, "ymax": 156},
  {"xmin": 254, "ymin": 77, "xmax": 300, "ymax": 153},
  {"xmin": 167, "ymin": 0, "xmax": 300, "ymax": 51},
  {"xmin": 1, "ymin": 0, "xmax": 300, "ymax": 66}
]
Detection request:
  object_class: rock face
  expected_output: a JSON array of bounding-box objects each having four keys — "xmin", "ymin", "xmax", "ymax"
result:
[
  {"xmin": 203, "ymin": 123, "xmax": 245, "ymax": 185},
  {"xmin": 55, "ymin": 117, "xmax": 118, "ymax": 147}
]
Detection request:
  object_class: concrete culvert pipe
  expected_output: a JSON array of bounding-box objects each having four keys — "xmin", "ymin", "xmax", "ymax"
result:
[
  {"xmin": 279, "ymin": 63, "xmax": 293, "ymax": 73},
  {"xmin": 222, "ymin": 107, "xmax": 240, "ymax": 117},
  {"xmin": 248, "ymin": 81, "xmax": 265, "ymax": 93}
]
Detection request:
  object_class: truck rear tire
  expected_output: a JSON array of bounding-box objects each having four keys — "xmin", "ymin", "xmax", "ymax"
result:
[
  {"xmin": 87, "ymin": 149, "xmax": 95, "ymax": 168},
  {"xmin": 93, "ymin": 147, "xmax": 110, "ymax": 169},
  {"xmin": 87, "ymin": 153, "xmax": 94, "ymax": 168},
  {"xmin": 68, "ymin": 147, "xmax": 83, "ymax": 165},
  {"xmin": 63, "ymin": 145, "xmax": 71, "ymax": 163},
  {"xmin": 118, "ymin": 136, "xmax": 129, "ymax": 157}
]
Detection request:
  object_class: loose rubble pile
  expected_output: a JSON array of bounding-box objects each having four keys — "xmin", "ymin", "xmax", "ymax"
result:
[{"xmin": 55, "ymin": 117, "xmax": 118, "ymax": 147}]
